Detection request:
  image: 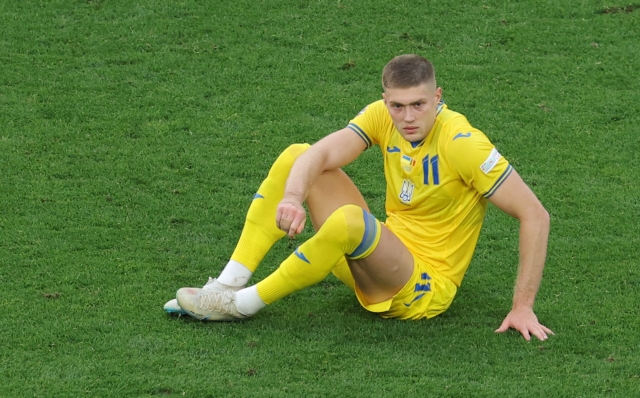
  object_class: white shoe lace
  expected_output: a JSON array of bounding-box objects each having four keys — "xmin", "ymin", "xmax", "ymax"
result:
[{"xmin": 196, "ymin": 289, "xmax": 237, "ymax": 315}]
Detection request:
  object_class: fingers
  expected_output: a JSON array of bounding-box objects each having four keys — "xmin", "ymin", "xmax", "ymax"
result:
[
  {"xmin": 284, "ymin": 215, "xmax": 305, "ymax": 238},
  {"xmin": 276, "ymin": 201, "xmax": 306, "ymax": 238},
  {"xmin": 497, "ymin": 322, "xmax": 535, "ymax": 341},
  {"xmin": 499, "ymin": 323, "xmax": 553, "ymax": 341},
  {"xmin": 533, "ymin": 331, "xmax": 546, "ymax": 341},
  {"xmin": 275, "ymin": 206, "xmax": 285, "ymax": 227},
  {"xmin": 520, "ymin": 328, "xmax": 532, "ymax": 342},
  {"xmin": 496, "ymin": 315, "xmax": 554, "ymax": 341},
  {"xmin": 295, "ymin": 220, "xmax": 305, "ymax": 235},
  {"xmin": 530, "ymin": 324, "xmax": 554, "ymax": 341},
  {"xmin": 528, "ymin": 326, "xmax": 548, "ymax": 341},
  {"xmin": 495, "ymin": 320, "xmax": 510, "ymax": 334}
]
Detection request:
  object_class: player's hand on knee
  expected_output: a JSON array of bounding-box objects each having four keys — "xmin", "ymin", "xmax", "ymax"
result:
[{"xmin": 276, "ymin": 200, "xmax": 306, "ymax": 238}]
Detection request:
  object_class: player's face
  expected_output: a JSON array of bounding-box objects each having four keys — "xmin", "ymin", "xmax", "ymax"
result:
[{"xmin": 382, "ymin": 83, "xmax": 442, "ymax": 142}]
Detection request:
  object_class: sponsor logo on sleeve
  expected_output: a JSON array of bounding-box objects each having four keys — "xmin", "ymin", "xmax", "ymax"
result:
[{"xmin": 480, "ymin": 148, "xmax": 501, "ymax": 174}]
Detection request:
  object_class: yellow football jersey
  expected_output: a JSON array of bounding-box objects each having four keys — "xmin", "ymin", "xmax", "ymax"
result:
[{"xmin": 347, "ymin": 99, "xmax": 512, "ymax": 286}]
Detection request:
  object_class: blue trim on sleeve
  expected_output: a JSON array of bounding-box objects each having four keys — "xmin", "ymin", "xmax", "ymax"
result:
[
  {"xmin": 483, "ymin": 165, "xmax": 513, "ymax": 198},
  {"xmin": 347, "ymin": 123, "xmax": 372, "ymax": 148}
]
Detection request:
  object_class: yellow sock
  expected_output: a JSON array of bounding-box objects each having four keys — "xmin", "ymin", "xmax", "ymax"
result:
[
  {"xmin": 257, "ymin": 204, "xmax": 381, "ymax": 304},
  {"xmin": 230, "ymin": 144, "xmax": 310, "ymax": 272}
]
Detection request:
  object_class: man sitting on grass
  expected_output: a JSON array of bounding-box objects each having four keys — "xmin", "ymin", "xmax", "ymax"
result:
[{"xmin": 165, "ymin": 54, "xmax": 554, "ymax": 341}]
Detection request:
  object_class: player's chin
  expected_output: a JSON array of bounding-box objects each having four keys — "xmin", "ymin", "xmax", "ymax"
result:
[{"xmin": 402, "ymin": 132, "xmax": 426, "ymax": 143}]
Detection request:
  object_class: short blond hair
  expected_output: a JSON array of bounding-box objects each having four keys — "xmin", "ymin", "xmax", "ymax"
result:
[{"xmin": 382, "ymin": 54, "xmax": 436, "ymax": 89}]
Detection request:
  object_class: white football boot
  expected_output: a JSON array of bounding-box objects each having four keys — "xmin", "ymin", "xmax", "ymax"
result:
[
  {"xmin": 164, "ymin": 277, "xmax": 242, "ymax": 317},
  {"xmin": 163, "ymin": 298, "xmax": 187, "ymax": 315},
  {"xmin": 176, "ymin": 277, "xmax": 247, "ymax": 321}
]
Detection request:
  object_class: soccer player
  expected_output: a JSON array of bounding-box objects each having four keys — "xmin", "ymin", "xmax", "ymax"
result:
[{"xmin": 165, "ymin": 54, "xmax": 553, "ymax": 341}]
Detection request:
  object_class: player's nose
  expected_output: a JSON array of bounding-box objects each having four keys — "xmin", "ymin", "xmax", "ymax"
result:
[{"xmin": 404, "ymin": 108, "xmax": 416, "ymax": 122}]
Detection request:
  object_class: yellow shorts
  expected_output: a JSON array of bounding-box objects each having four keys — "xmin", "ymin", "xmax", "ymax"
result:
[{"xmin": 353, "ymin": 254, "xmax": 458, "ymax": 320}]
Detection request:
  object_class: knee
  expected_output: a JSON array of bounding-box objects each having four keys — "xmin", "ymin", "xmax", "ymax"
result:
[
  {"xmin": 324, "ymin": 204, "xmax": 362, "ymax": 230},
  {"xmin": 324, "ymin": 204, "xmax": 380, "ymax": 260},
  {"xmin": 270, "ymin": 143, "xmax": 311, "ymax": 176},
  {"xmin": 284, "ymin": 143, "xmax": 311, "ymax": 157},
  {"xmin": 337, "ymin": 204, "xmax": 366, "ymax": 227}
]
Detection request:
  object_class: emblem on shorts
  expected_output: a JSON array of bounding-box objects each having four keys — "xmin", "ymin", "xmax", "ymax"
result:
[{"xmin": 403, "ymin": 273, "xmax": 432, "ymax": 307}]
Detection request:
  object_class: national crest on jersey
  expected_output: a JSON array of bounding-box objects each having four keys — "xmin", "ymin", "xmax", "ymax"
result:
[{"xmin": 346, "ymin": 99, "xmax": 512, "ymax": 286}]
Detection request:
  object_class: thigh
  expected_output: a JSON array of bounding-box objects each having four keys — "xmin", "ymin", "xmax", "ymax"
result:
[
  {"xmin": 306, "ymin": 168, "xmax": 370, "ymax": 229},
  {"xmin": 348, "ymin": 225, "xmax": 414, "ymax": 304},
  {"xmin": 306, "ymin": 169, "xmax": 414, "ymax": 305}
]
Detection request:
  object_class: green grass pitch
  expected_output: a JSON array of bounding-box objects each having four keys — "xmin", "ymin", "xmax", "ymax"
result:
[{"xmin": 0, "ymin": 0, "xmax": 638, "ymax": 396}]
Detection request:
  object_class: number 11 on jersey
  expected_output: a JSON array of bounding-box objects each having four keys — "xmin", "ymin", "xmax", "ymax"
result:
[{"xmin": 422, "ymin": 155, "xmax": 440, "ymax": 185}]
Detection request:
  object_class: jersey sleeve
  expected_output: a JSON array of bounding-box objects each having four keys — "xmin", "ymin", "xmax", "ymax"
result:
[
  {"xmin": 446, "ymin": 130, "xmax": 513, "ymax": 198},
  {"xmin": 346, "ymin": 100, "xmax": 387, "ymax": 149}
]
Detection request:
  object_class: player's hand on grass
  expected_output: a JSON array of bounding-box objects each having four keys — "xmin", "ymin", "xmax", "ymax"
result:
[
  {"xmin": 495, "ymin": 305, "xmax": 554, "ymax": 341},
  {"xmin": 276, "ymin": 200, "xmax": 306, "ymax": 238}
]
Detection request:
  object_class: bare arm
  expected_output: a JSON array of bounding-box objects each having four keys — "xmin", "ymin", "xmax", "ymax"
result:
[
  {"xmin": 283, "ymin": 127, "xmax": 366, "ymax": 203},
  {"xmin": 488, "ymin": 170, "xmax": 554, "ymax": 341},
  {"xmin": 277, "ymin": 128, "xmax": 367, "ymax": 237}
]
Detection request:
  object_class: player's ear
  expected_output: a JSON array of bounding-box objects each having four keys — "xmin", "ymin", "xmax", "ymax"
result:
[
  {"xmin": 433, "ymin": 87, "xmax": 442, "ymax": 102},
  {"xmin": 382, "ymin": 92, "xmax": 387, "ymax": 103}
]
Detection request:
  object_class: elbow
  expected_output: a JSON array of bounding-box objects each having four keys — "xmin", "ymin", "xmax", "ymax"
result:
[
  {"xmin": 520, "ymin": 202, "xmax": 550, "ymax": 230},
  {"xmin": 538, "ymin": 204, "xmax": 550, "ymax": 230}
]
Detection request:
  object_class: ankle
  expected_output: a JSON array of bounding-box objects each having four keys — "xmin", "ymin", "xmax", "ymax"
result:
[
  {"xmin": 218, "ymin": 260, "xmax": 252, "ymax": 287},
  {"xmin": 235, "ymin": 286, "xmax": 266, "ymax": 316}
]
